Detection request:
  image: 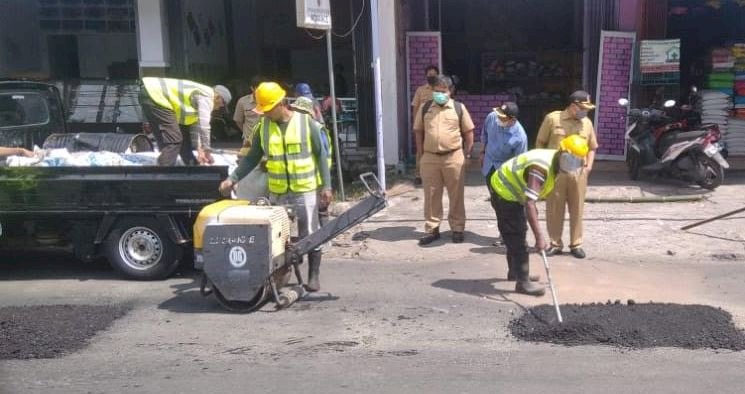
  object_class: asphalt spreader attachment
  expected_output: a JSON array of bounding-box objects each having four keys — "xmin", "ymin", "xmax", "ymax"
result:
[
  {"xmin": 509, "ymin": 301, "xmax": 745, "ymax": 351},
  {"xmin": 193, "ymin": 173, "xmax": 387, "ymax": 313}
]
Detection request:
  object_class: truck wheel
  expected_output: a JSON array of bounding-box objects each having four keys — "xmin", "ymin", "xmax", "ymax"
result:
[{"xmin": 104, "ymin": 217, "xmax": 182, "ymax": 280}]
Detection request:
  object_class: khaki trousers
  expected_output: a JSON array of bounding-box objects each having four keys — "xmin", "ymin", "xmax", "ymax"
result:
[
  {"xmin": 420, "ymin": 150, "xmax": 466, "ymax": 233},
  {"xmin": 546, "ymin": 170, "xmax": 587, "ymax": 249}
]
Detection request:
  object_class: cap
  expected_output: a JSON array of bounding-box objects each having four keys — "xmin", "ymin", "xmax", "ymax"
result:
[
  {"xmin": 569, "ymin": 90, "xmax": 595, "ymax": 110},
  {"xmin": 494, "ymin": 101, "xmax": 519, "ymax": 119},
  {"xmin": 291, "ymin": 96, "xmax": 315, "ymax": 114},
  {"xmin": 213, "ymin": 85, "xmax": 232, "ymax": 105},
  {"xmin": 294, "ymin": 82, "xmax": 313, "ymax": 99}
]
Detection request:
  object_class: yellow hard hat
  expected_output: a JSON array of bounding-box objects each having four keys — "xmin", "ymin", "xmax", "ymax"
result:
[
  {"xmin": 254, "ymin": 82, "xmax": 286, "ymax": 113},
  {"xmin": 559, "ymin": 135, "xmax": 589, "ymax": 158}
]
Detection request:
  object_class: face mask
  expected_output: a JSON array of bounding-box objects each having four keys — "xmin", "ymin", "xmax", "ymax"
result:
[
  {"xmin": 559, "ymin": 152, "xmax": 583, "ymax": 173},
  {"xmin": 432, "ymin": 92, "xmax": 449, "ymax": 105},
  {"xmin": 426, "ymin": 76, "xmax": 438, "ymax": 86},
  {"xmin": 575, "ymin": 110, "xmax": 588, "ymax": 120}
]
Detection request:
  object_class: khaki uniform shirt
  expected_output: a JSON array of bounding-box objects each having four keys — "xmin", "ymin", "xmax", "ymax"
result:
[
  {"xmin": 233, "ymin": 94, "xmax": 260, "ymax": 141},
  {"xmin": 411, "ymin": 84, "xmax": 433, "ymax": 115},
  {"xmin": 535, "ymin": 109, "xmax": 599, "ymax": 151},
  {"xmin": 413, "ymin": 99, "xmax": 475, "ymax": 153}
]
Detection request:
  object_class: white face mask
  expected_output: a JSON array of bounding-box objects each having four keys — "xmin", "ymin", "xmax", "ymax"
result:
[{"xmin": 559, "ymin": 152, "xmax": 583, "ymax": 173}]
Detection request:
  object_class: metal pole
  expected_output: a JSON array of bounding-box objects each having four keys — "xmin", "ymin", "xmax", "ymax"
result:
[
  {"xmin": 540, "ymin": 250, "xmax": 563, "ymax": 324},
  {"xmin": 326, "ymin": 30, "xmax": 345, "ymax": 200},
  {"xmin": 681, "ymin": 206, "xmax": 745, "ymax": 231},
  {"xmin": 370, "ymin": 0, "xmax": 386, "ymax": 190}
]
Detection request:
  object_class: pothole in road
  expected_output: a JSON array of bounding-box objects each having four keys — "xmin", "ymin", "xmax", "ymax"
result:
[
  {"xmin": 0, "ymin": 304, "xmax": 129, "ymax": 360},
  {"xmin": 510, "ymin": 303, "xmax": 745, "ymax": 351}
]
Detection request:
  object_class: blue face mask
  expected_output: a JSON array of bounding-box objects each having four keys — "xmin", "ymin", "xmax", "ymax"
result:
[{"xmin": 432, "ymin": 91, "xmax": 449, "ymax": 105}]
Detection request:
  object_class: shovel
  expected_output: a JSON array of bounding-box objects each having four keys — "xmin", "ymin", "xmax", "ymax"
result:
[{"xmin": 540, "ymin": 250, "xmax": 563, "ymax": 323}]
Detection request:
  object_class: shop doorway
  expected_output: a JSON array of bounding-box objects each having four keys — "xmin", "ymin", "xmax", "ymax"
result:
[
  {"xmin": 408, "ymin": 0, "xmax": 584, "ymax": 146},
  {"xmin": 48, "ymin": 35, "xmax": 80, "ymax": 79}
]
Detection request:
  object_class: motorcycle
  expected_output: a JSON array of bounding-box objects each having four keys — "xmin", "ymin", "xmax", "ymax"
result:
[{"xmin": 618, "ymin": 97, "xmax": 729, "ymax": 190}]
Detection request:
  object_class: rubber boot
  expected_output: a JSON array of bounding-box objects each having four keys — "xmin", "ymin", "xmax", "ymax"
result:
[
  {"xmin": 506, "ymin": 255, "xmax": 540, "ymax": 282},
  {"xmin": 306, "ymin": 251, "xmax": 322, "ymax": 292},
  {"xmin": 514, "ymin": 260, "xmax": 545, "ymax": 296}
]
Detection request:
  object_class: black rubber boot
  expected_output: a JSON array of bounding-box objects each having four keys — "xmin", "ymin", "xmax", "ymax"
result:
[
  {"xmin": 506, "ymin": 255, "xmax": 540, "ymax": 282},
  {"xmin": 514, "ymin": 260, "xmax": 545, "ymax": 296},
  {"xmin": 306, "ymin": 251, "xmax": 322, "ymax": 292}
]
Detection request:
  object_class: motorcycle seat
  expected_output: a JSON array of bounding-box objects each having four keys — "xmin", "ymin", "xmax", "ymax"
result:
[{"xmin": 672, "ymin": 129, "xmax": 709, "ymax": 142}]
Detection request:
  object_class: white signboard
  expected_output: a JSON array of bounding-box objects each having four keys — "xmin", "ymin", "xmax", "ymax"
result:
[
  {"xmin": 296, "ymin": 0, "xmax": 332, "ymax": 30},
  {"xmin": 640, "ymin": 39, "xmax": 681, "ymax": 74}
]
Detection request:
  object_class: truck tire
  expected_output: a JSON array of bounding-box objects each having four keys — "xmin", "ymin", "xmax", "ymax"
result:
[{"xmin": 104, "ymin": 217, "xmax": 182, "ymax": 280}]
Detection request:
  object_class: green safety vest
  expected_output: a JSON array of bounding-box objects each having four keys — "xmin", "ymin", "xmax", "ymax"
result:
[
  {"xmin": 142, "ymin": 77, "xmax": 213, "ymax": 126},
  {"xmin": 490, "ymin": 149, "xmax": 558, "ymax": 203},
  {"xmin": 316, "ymin": 123, "xmax": 333, "ymax": 186},
  {"xmin": 260, "ymin": 112, "xmax": 318, "ymax": 194}
]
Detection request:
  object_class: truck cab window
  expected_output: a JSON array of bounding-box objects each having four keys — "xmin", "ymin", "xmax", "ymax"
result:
[{"xmin": 0, "ymin": 94, "xmax": 49, "ymax": 128}]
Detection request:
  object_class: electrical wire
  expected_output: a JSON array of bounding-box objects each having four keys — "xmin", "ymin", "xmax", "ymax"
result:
[
  {"xmin": 304, "ymin": 0, "xmax": 366, "ymax": 40},
  {"xmin": 333, "ymin": 0, "xmax": 365, "ymax": 38}
]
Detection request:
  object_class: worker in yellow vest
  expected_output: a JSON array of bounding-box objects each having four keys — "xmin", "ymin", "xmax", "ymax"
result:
[
  {"xmin": 489, "ymin": 135, "xmax": 589, "ymax": 296},
  {"xmin": 219, "ymin": 82, "xmax": 333, "ymax": 292},
  {"xmin": 291, "ymin": 96, "xmax": 334, "ymax": 227},
  {"xmin": 140, "ymin": 77, "xmax": 232, "ymax": 166}
]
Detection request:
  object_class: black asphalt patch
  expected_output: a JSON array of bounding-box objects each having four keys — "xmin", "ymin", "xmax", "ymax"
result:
[
  {"xmin": 510, "ymin": 303, "xmax": 745, "ymax": 351},
  {"xmin": 0, "ymin": 304, "xmax": 129, "ymax": 360}
]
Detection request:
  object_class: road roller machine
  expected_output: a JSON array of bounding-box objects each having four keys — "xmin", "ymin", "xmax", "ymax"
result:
[{"xmin": 193, "ymin": 173, "xmax": 386, "ymax": 312}]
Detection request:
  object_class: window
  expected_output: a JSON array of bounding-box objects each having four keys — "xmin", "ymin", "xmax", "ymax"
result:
[{"xmin": 0, "ymin": 94, "xmax": 50, "ymax": 128}]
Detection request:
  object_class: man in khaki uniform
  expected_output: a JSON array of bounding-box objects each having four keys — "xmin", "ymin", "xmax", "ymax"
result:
[
  {"xmin": 233, "ymin": 76, "xmax": 263, "ymax": 158},
  {"xmin": 413, "ymin": 75, "xmax": 475, "ymax": 245},
  {"xmin": 535, "ymin": 90, "xmax": 598, "ymax": 259},
  {"xmin": 411, "ymin": 65, "xmax": 440, "ymax": 185}
]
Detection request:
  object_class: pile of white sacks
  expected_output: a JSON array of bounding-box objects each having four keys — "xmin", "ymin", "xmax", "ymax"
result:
[
  {"xmin": 697, "ymin": 90, "xmax": 731, "ymax": 134},
  {"xmin": 726, "ymin": 118, "xmax": 745, "ymax": 156},
  {"xmin": 5, "ymin": 148, "xmax": 268, "ymax": 200}
]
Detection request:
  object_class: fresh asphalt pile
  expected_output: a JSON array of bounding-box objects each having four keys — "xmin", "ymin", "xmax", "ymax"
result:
[
  {"xmin": 510, "ymin": 302, "xmax": 745, "ymax": 351},
  {"xmin": 0, "ymin": 304, "xmax": 129, "ymax": 359}
]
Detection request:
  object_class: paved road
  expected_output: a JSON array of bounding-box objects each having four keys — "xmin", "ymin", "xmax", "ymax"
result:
[{"xmin": 2, "ymin": 167, "xmax": 745, "ymax": 393}]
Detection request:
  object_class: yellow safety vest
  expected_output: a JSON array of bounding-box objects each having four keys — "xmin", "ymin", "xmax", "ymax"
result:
[
  {"xmin": 142, "ymin": 77, "xmax": 213, "ymax": 126},
  {"xmin": 260, "ymin": 112, "xmax": 318, "ymax": 194},
  {"xmin": 491, "ymin": 149, "xmax": 558, "ymax": 203}
]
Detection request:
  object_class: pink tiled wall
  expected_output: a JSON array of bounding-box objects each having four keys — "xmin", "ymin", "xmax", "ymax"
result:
[
  {"xmin": 596, "ymin": 35, "xmax": 635, "ymax": 157},
  {"xmin": 457, "ymin": 94, "xmax": 514, "ymax": 140},
  {"xmin": 407, "ymin": 34, "xmax": 441, "ymax": 106}
]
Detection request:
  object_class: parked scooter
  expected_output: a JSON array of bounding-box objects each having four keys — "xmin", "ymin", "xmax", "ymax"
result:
[{"xmin": 618, "ymin": 97, "xmax": 729, "ymax": 190}]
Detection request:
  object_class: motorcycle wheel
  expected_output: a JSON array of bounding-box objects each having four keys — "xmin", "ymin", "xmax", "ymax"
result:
[
  {"xmin": 626, "ymin": 149, "xmax": 641, "ymax": 180},
  {"xmin": 696, "ymin": 156, "xmax": 724, "ymax": 190}
]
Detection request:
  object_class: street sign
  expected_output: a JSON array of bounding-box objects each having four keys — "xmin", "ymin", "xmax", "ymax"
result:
[
  {"xmin": 296, "ymin": 0, "xmax": 332, "ymax": 30},
  {"xmin": 640, "ymin": 39, "xmax": 681, "ymax": 74}
]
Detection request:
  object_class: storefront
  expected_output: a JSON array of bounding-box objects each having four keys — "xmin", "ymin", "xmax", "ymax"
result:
[
  {"xmin": 665, "ymin": 0, "xmax": 745, "ymax": 156},
  {"xmin": 401, "ymin": 0, "xmax": 610, "ymax": 163}
]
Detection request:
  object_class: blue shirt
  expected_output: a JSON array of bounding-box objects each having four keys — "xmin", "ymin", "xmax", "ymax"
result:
[{"xmin": 480, "ymin": 112, "xmax": 528, "ymax": 176}]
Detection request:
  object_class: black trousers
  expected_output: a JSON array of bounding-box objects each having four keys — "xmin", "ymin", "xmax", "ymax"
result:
[
  {"xmin": 490, "ymin": 188, "xmax": 531, "ymax": 280},
  {"xmin": 140, "ymin": 92, "xmax": 197, "ymax": 166}
]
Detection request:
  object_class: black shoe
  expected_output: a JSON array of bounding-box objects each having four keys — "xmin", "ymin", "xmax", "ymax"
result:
[
  {"xmin": 414, "ymin": 177, "xmax": 422, "ymax": 186},
  {"xmin": 452, "ymin": 231, "xmax": 464, "ymax": 244},
  {"xmin": 515, "ymin": 281, "xmax": 546, "ymax": 297},
  {"xmin": 570, "ymin": 247, "xmax": 586, "ymax": 259},
  {"xmin": 418, "ymin": 228, "xmax": 440, "ymax": 246},
  {"xmin": 545, "ymin": 246, "xmax": 563, "ymax": 256}
]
